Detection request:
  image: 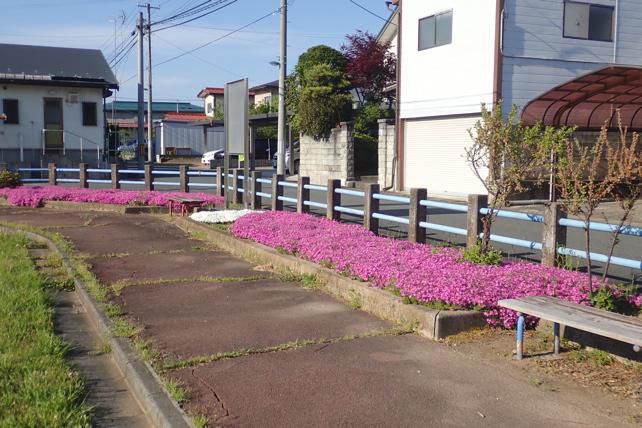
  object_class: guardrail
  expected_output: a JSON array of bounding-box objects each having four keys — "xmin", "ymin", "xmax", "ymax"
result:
[{"xmin": 14, "ymin": 163, "xmax": 642, "ymax": 272}]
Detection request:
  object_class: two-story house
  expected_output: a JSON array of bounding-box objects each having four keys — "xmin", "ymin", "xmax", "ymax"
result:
[
  {"xmin": 0, "ymin": 43, "xmax": 118, "ymax": 167},
  {"xmin": 393, "ymin": 0, "xmax": 642, "ymax": 196},
  {"xmin": 198, "ymin": 87, "xmax": 256, "ymax": 119}
]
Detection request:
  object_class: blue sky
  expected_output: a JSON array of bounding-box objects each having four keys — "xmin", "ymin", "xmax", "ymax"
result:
[{"xmin": 2, "ymin": 0, "xmax": 391, "ymax": 105}]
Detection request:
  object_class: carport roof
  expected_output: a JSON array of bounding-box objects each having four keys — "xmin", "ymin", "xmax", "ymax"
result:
[{"xmin": 521, "ymin": 66, "xmax": 642, "ymax": 130}]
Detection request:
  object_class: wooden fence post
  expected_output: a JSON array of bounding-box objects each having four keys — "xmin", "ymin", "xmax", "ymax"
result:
[
  {"xmin": 272, "ymin": 174, "xmax": 284, "ymax": 211},
  {"xmin": 144, "ymin": 163, "xmax": 153, "ymax": 191},
  {"xmin": 327, "ymin": 179, "xmax": 341, "ymax": 221},
  {"xmin": 408, "ymin": 188, "xmax": 427, "ymax": 243},
  {"xmin": 297, "ymin": 176, "xmax": 310, "ymax": 214},
  {"xmin": 542, "ymin": 202, "xmax": 567, "ymax": 267},
  {"xmin": 364, "ymin": 183, "xmax": 380, "ymax": 234},
  {"xmin": 179, "ymin": 165, "xmax": 189, "ymax": 193},
  {"xmin": 111, "ymin": 164, "xmax": 120, "ymax": 189},
  {"xmin": 467, "ymin": 194, "xmax": 488, "ymax": 248},
  {"xmin": 251, "ymin": 171, "xmax": 260, "ymax": 210},
  {"xmin": 78, "ymin": 163, "xmax": 88, "ymax": 189},
  {"xmin": 48, "ymin": 163, "xmax": 57, "ymax": 186},
  {"xmin": 216, "ymin": 167, "xmax": 224, "ymax": 197},
  {"xmin": 231, "ymin": 169, "xmax": 242, "ymax": 204}
]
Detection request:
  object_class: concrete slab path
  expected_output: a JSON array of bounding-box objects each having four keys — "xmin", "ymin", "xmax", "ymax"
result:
[{"xmin": 1, "ymin": 207, "xmax": 637, "ymax": 427}]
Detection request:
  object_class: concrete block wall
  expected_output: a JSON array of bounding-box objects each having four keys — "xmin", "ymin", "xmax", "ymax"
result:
[
  {"xmin": 378, "ymin": 119, "xmax": 395, "ymax": 189},
  {"xmin": 300, "ymin": 122, "xmax": 355, "ymax": 185}
]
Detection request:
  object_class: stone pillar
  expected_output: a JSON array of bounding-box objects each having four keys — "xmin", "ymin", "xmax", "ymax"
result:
[
  {"xmin": 408, "ymin": 188, "xmax": 427, "ymax": 244},
  {"xmin": 542, "ymin": 202, "xmax": 567, "ymax": 267},
  {"xmin": 378, "ymin": 118, "xmax": 395, "ymax": 189},
  {"xmin": 467, "ymin": 194, "xmax": 488, "ymax": 248},
  {"xmin": 111, "ymin": 164, "xmax": 120, "ymax": 189},
  {"xmin": 144, "ymin": 163, "xmax": 153, "ymax": 191},
  {"xmin": 78, "ymin": 163, "xmax": 88, "ymax": 189},
  {"xmin": 297, "ymin": 176, "xmax": 310, "ymax": 214},
  {"xmin": 216, "ymin": 167, "xmax": 225, "ymax": 197},
  {"xmin": 272, "ymin": 174, "xmax": 284, "ymax": 211},
  {"xmin": 364, "ymin": 183, "xmax": 380, "ymax": 234},
  {"xmin": 251, "ymin": 171, "xmax": 261, "ymax": 210},
  {"xmin": 341, "ymin": 122, "xmax": 356, "ymax": 183},
  {"xmin": 179, "ymin": 165, "xmax": 189, "ymax": 193},
  {"xmin": 327, "ymin": 179, "xmax": 341, "ymax": 221},
  {"xmin": 48, "ymin": 163, "xmax": 57, "ymax": 186}
]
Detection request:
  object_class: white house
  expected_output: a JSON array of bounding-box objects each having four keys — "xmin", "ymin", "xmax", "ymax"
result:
[
  {"xmin": 0, "ymin": 43, "xmax": 118, "ymax": 167},
  {"xmin": 392, "ymin": 0, "xmax": 642, "ymax": 196}
]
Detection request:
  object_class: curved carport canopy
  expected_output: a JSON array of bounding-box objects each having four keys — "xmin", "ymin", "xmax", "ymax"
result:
[{"xmin": 521, "ymin": 66, "xmax": 642, "ymax": 130}]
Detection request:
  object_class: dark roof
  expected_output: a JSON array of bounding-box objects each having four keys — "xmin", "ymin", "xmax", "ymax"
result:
[
  {"xmin": 522, "ymin": 66, "xmax": 642, "ymax": 130},
  {"xmin": 0, "ymin": 43, "xmax": 117, "ymax": 88},
  {"xmin": 250, "ymin": 80, "xmax": 279, "ymax": 92},
  {"xmin": 105, "ymin": 101, "xmax": 203, "ymax": 113}
]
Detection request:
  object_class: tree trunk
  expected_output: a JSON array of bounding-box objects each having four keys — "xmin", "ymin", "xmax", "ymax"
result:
[
  {"xmin": 584, "ymin": 224, "xmax": 594, "ymax": 296},
  {"xmin": 602, "ymin": 209, "xmax": 631, "ymax": 282}
]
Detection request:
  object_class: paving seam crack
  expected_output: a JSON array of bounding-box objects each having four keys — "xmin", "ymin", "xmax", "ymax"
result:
[
  {"xmin": 161, "ymin": 328, "xmax": 412, "ymax": 371},
  {"xmin": 190, "ymin": 369, "xmax": 230, "ymax": 418},
  {"xmin": 110, "ymin": 275, "xmax": 270, "ymax": 293}
]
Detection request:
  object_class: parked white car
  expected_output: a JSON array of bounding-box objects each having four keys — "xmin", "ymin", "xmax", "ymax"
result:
[{"xmin": 201, "ymin": 149, "xmax": 224, "ymax": 164}]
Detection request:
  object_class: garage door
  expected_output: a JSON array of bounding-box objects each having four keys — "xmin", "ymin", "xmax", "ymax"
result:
[{"xmin": 404, "ymin": 115, "xmax": 487, "ymax": 196}]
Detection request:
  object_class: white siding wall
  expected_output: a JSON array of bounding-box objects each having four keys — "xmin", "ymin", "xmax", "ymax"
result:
[
  {"xmin": 0, "ymin": 84, "xmax": 104, "ymax": 150},
  {"xmin": 502, "ymin": 0, "xmax": 642, "ymax": 111},
  {"xmin": 399, "ymin": 0, "xmax": 497, "ymax": 119}
]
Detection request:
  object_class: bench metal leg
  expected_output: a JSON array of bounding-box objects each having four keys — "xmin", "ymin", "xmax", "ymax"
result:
[
  {"xmin": 516, "ymin": 312, "xmax": 525, "ymax": 360},
  {"xmin": 553, "ymin": 322, "xmax": 560, "ymax": 355}
]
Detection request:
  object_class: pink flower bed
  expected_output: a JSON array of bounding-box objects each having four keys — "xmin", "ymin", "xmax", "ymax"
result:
[
  {"xmin": 0, "ymin": 186, "xmax": 223, "ymax": 209},
  {"xmin": 231, "ymin": 211, "xmax": 638, "ymax": 328}
]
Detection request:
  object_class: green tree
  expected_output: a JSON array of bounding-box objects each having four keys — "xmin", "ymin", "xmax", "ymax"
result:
[
  {"xmin": 295, "ymin": 63, "xmax": 352, "ymax": 138},
  {"xmin": 295, "ymin": 45, "xmax": 347, "ymax": 85},
  {"xmin": 466, "ymin": 101, "xmax": 575, "ymax": 256}
]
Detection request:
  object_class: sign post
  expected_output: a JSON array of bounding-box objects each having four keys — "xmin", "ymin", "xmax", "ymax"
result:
[{"xmin": 224, "ymin": 78, "xmax": 249, "ymax": 209}]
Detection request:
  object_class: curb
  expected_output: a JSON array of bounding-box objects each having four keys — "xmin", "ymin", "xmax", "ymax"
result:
[
  {"xmin": 0, "ymin": 225, "xmax": 194, "ymax": 428},
  {"xmin": 172, "ymin": 217, "xmax": 486, "ymax": 340},
  {"xmin": 43, "ymin": 200, "xmax": 168, "ymax": 215}
]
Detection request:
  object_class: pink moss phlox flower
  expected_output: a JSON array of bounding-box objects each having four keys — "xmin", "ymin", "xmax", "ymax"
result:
[
  {"xmin": 0, "ymin": 186, "xmax": 223, "ymax": 210},
  {"xmin": 231, "ymin": 211, "xmax": 638, "ymax": 328}
]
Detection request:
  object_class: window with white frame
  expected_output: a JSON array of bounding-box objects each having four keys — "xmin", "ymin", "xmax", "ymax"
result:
[
  {"xmin": 564, "ymin": 1, "xmax": 614, "ymax": 42},
  {"xmin": 418, "ymin": 10, "xmax": 452, "ymax": 51}
]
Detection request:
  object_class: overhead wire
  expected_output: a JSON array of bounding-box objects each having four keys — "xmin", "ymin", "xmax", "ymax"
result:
[{"xmin": 119, "ymin": 7, "xmax": 279, "ymax": 86}]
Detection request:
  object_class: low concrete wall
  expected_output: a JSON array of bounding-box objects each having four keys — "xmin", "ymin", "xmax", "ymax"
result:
[
  {"xmin": 299, "ymin": 122, "xmax": 355, "ymax": 185},
  {"xmin": 378, "ymin": 119, "xmax": 395, "ymax": 189}
]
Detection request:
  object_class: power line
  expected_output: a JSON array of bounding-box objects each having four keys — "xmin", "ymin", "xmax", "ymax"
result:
[
  {"xmin": 153, "ymin": 33, "xmax": 238, "ymax": 76},
  {"xmin": 152, "ymin": 0, "xmax": 238, "ymax": 32},
  {"xmin": 119, "ymin": 8, "xmax": 279, "ymax": 86},
  {"xmin": 347, "ymin": 0, "xmax": 392, "ymax": 23}
]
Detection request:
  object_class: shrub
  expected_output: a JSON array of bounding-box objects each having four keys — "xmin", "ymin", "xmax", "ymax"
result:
[
  {"xmin": 0, "ymin": 171, "xmax": 20, "ymax": 188},
  {"xmin": 461, "ymin": 243, "xmax": 503, "ymax": 266}
]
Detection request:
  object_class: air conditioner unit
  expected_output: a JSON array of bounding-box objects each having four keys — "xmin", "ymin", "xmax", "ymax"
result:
[{"xmin": 67, "ymin": 93, "xmax": 80, "ymax": 103}]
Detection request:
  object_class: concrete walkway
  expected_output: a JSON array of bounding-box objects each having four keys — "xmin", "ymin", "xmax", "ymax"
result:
[{"xmin": 1, "ymin": 207, "xmax": 637, "ymax": 427}]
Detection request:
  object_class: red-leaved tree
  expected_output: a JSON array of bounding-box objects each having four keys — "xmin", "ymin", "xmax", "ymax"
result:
[{"xmin": 341, "ymin": 30, "xmax": 396, "ymax": 106}]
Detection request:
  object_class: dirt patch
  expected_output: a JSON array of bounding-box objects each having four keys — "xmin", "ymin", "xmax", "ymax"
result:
[{"xmin": 444, "ymin": 327, "xmax": 642, "ymax": 407}]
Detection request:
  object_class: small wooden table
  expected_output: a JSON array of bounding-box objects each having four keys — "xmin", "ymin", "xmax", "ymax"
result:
[
  {"xmin": 168, "ymin": 196, "xmax": 205, "ymax": 217},
  {"xmin": 499, "ymin": 296, "xmax": 642, "ymax": 360}
]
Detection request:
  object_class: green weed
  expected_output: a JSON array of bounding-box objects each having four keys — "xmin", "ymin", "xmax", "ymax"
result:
[
  {"xmin": 163, "ymin": 378, "xmax": 187, "ymax": 404},
  {"xmin": 301, "ymin": 273, "xmax": 321, "ymax": 289},
  {"xmin": 111, "ymin": 318, "xmax": 141, "ymax": 338},
  {"xmin": 0, "ymin": 233, "xmax": 91, "ymax": 426}
]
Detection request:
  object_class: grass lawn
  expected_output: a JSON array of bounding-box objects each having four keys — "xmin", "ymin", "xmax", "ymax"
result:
[{"xmin": 0, "ymin": 233, "xmax": 91, "ymax": 427}]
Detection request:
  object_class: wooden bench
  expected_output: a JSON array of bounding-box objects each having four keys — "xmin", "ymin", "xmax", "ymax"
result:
[
  {"xmin": 168, "ymin": 196, "xmax": 205, "ymax": 217},
  {"xmin": 498, "ymin": 296, "xmax": 642, "ymax": 360}
]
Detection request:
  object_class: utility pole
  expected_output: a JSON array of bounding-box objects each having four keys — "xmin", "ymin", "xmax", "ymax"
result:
[
  {"xmin": 136, "ymin": 11, "xmax": 145, "ymax": 160},
  {"xmin": 141, "ymin": 2, "xmax": 159, "ymax": 163},
  {"xmin": 276, "ymin": 0, "xmax": 287, "ymax": 175}
]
